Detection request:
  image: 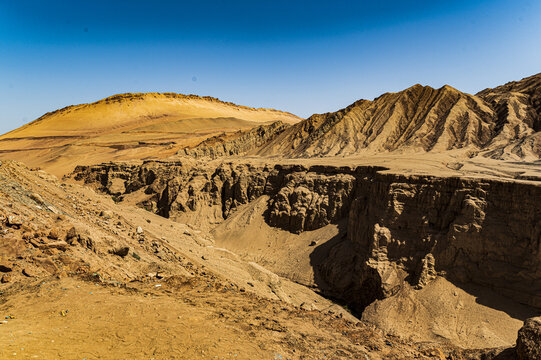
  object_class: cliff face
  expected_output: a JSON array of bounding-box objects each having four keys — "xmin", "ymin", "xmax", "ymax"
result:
[
  {"xmin": 73, "ymin": 161, "xmax": 541, "ymax": 312},
  {"xmin": 343, "ymin": 174, "xmax": 541, "ymax": 311}
]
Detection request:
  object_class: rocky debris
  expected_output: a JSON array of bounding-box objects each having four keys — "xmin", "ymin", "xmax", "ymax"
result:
[
  {"xmin": 1, "ymin": 273, "xmax": 11, "ymax": 283},
  {"xmin": 516, "ymin": 317, "xmax": 541, "ymax": 360},
  {"xmin": 181, "ymin": 121, "xmax": 288, "ymax": 159}
]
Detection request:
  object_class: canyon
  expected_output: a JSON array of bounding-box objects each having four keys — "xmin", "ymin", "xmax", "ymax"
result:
[{"xmin": 1, "ymin": 73, "xmax": 541, "ymax": 359}]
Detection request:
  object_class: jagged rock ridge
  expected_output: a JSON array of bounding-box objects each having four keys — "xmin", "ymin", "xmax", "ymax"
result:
[{"xmin": 254, "ymin": 74, "xmax": 541, "ymax": 160}]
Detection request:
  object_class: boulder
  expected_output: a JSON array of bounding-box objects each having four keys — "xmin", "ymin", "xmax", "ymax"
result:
[{"xmin": 516, "ymin": 316, "xmax": 541, "ymax": 360}]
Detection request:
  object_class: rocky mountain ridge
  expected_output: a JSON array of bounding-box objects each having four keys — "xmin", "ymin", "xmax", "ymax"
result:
[{"xmin": 175, "ymin": 73, "xmax": 541, "ymax": 161}]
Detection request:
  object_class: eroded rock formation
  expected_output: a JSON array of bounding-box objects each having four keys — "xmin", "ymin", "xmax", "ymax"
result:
[{"xmin": 182, "ymin": 121, "xmax": 288, "ymax": 159}]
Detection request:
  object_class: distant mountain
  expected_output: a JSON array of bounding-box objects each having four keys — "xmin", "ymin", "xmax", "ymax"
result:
[{"xmin": 254, "ymin": 73, "xmax": 540, "ymax": 160}]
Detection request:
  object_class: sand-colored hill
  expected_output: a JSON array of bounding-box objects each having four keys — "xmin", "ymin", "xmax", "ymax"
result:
[
  {"xmin": 255, "ymin": 74, "xmax": 541, "ymax": 160},
  {"xmin": 0, "ymin": 93, "xmax": 301, "ymax": 176}
]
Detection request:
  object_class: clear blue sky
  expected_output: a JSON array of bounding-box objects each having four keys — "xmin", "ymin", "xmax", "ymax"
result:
[{"xmin": 0, "ymin": 0, "xmax": 540, "ymax": 134}]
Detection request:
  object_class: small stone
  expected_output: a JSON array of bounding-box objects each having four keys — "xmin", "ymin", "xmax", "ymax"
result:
[
  {"xmin": 22, "ymin": 268, "xmax": 36, "ymax": 277},
  {"xmin": 47, "ymin": 206, "xmax": 60, "ymax": 214},
  {"xmin": 1, "ymin": 274, "xmax": 11, "ymax": 283},
  {"xmin": 29, "ymin": 193, "xmax": 44, "ymax": 203},
  {"xmin": 113, "ymin": 246, "xmax": 130, "ymax": 258},
  {"xmin": 48, "ymin": 229, "xmax": 60, "ymax": 240},
  {"xmin": 41, "ymin": 241, "xmax": 69, "ymax": 252},
  {"xmin": 300, "ymin": 302, "xmax": 316, "ymax": 311},
  {"xmin": 99, "ymin": 210, "xmax": 113, "ymax": 220},
  {"xmin": 309, "ymin": 240, "xmax": 317, "ymax": 246},
  {"xmin": 0, "ymin": 263, "xmax": 12, "ymax": 273},
  {"xmin": 7, "ymin": 215, "xmax": 22, "ymax": 227},
  {"xmin": 66, "ymin": 226, "xmax": 78, "ymax": 240},
  {"xmin": 136, "ymin": 226, "xmax": 143, "ymax": 234},
  {"xmin": 201, "ymin": 255, "xmax": 208, "ymax": 260}
]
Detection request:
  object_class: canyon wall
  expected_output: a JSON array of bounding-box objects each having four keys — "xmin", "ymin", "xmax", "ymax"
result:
[{"xmin": 73, "ymin": 161, "xmax": 541, "ymax": 312}]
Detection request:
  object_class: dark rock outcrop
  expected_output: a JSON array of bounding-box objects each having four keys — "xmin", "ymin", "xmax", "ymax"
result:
[{"xmin": 516, "ymin": 316, "xmax": 541, "ymax": 360}]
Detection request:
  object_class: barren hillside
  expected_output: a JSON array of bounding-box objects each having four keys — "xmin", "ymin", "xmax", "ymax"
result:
[{"xmin": 0, "ymin": 93, "xmax": 300, "ymax": 176}]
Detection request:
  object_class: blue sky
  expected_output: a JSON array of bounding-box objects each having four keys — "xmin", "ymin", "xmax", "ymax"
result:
[{"xmin": 0, "ymin": 0, "xmax": 540, "ymax": 133}]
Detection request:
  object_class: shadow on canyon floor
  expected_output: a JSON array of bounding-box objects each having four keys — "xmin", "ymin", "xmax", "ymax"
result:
[{"xmin": 451, "ymin": 280, "xmax": 540, "ymax": 322}]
